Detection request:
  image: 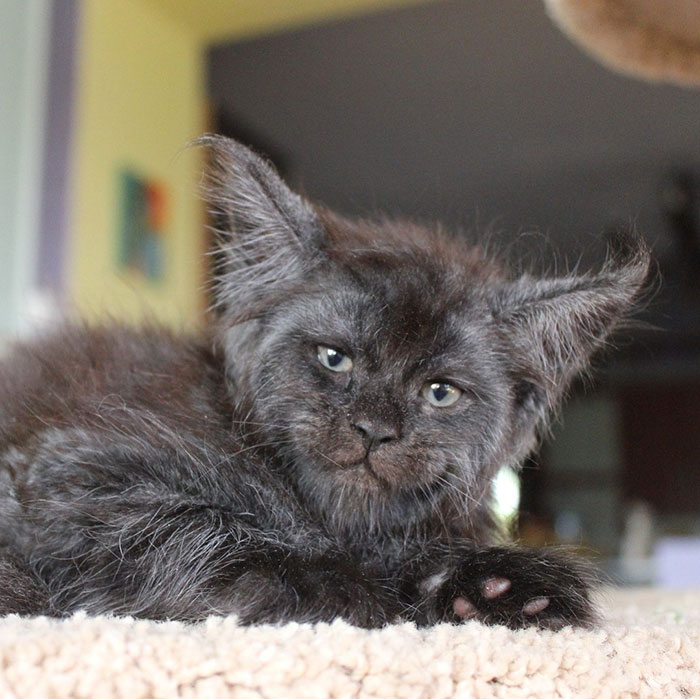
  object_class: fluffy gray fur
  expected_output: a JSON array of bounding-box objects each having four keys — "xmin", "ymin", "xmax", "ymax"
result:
[{"xmin": 0, "ymin": 136, "xmax": 649, "ymax": 629}]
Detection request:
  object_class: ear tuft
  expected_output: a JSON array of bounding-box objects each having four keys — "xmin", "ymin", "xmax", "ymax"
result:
[{"xmin": 601, "ymin": 228, "xmax": 652, "ymax": 289}]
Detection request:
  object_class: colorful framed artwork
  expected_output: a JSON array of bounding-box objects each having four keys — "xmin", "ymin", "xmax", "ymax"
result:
[{"xmin": 117, "ymin": 169, "xmax": 168, "ymax": 281}]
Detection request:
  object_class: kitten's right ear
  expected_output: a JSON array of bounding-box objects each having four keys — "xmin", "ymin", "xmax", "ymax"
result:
[{"xmin": 196, "ymin": 135, "xmax": 324, "ymax": 320}]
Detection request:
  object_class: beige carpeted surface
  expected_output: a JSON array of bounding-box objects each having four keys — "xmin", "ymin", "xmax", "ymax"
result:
[{"xmin": 0, "ymin": 588, "xmax": 698, "ymax": 697}]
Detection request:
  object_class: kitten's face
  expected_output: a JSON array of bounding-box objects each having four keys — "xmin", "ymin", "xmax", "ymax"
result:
[
  {"xmin": 242, "ymin": 257, "xmax": 514, "ymax": 533},
  {"xmin": 205, "ymin": 135, "xmax": 648, "ymax": 536}
]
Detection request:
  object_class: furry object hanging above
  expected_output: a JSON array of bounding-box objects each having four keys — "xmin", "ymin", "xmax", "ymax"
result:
[{"xmin": 545, "ymin": 0, "xmax": 700, "ymax": 88}]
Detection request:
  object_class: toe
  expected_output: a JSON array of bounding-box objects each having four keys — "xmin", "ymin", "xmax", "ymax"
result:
[
  {"xmin": 481, "ymin": 576, "xmax": 512, "ymax": 599},
  {"xmin": 453, "ymin": 596, "xmax": 478, "ymax": 620},
  {"xmin": 523, "ymin": 596, "xmax": 550, "ymax": 616}
]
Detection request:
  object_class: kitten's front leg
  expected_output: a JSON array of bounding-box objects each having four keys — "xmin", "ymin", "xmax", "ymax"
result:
[
  {"xmin": 227, "ymin": 551, "xmax": 401, "ymax": 628},
  {"xmin": 418, "ymin": 546, "xmax": 595, "ymax": 630},
  {"xmin": 9, "ymin": 430, "xmax": 401, "ymax": 627},
  {"xmin": 0, "ymin": 547, "xmax": 51, "ymax": 616}
]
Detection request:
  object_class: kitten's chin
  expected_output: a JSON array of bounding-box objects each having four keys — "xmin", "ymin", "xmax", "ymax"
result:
[
  {"xmin": 294, "ymin": 454, "xmax": 445, "ymax": 535},
  {"xmin": 314, "ymin": 451, "xmax": 413, "ymax": 495},
  {"xmin": 335, "ymin": 458, "xmax": 392, "ymax": 491}
]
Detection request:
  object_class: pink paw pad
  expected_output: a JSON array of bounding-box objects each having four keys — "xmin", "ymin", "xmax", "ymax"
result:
[
  {"xmin": 481, "ymin": 576, "xmax": 512, "ymax": 599},
  {"xmin": 453, "ymin": 596, "xmax": 478, "ymax": 619},
  {"xmin": 523, "ymin": 597, "xmax": 550, "ymax": 615}
]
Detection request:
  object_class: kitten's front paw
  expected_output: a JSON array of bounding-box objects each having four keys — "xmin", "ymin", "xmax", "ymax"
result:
[{"xmin": 437, "ymin": 547, "xmax": 595, "ymax": 630}]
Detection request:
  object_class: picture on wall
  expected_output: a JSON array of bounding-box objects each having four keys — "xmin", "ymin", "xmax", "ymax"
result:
[{"xmin": 117, "ymin": 168, "xmax": 168, "ymax": 282}]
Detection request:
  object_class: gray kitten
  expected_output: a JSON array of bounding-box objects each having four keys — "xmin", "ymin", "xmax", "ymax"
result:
[{"xmin": 0, "ymin": 136, "xmax": 648, "ymax": 628}]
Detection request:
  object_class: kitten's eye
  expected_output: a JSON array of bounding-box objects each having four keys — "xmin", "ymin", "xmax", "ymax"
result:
[
  {"xmin": 317, "ymin": 345, "xmax": 353, "ymax": 372},
  {"xmin": 422, "ymin": 382, "xmax": 462, "ymax": 407}
]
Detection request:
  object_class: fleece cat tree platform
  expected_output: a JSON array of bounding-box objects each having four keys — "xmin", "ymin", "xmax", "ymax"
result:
[{"xmin": 0, "ymin": 588, "xmax": 698, "ymax": 697}]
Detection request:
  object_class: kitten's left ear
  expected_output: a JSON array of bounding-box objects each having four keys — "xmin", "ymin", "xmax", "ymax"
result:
[
  {"xmin": 493, "ymin": 232, "xmax": 651, "ymax": 410},
  {"xmin": 197, "ymin": 135, "xmax": 324, "ymax": 320}
]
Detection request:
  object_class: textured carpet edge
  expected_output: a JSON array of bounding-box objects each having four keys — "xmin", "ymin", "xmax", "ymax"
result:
[{"xmin": 0, "ymin": 588, "xmax": 698, "ymax": 698}]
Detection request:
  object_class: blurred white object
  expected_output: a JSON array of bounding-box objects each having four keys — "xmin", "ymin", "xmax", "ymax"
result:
[
  {"xmin": 619, "ymin": 501, "xmax": 655, "ymax": 584},
  {"xmin": 620, "ymin": 501, "xmax": 654, "ymax": 560},
  {"xmin": 555, "ymin": 510, "xmax": 582, "ymax": 542},
  {"xmin": 23, "ymin": 288, "xmax": 61, "ymax": 332},
  {"xmin": 0, "ymin": 0, "xmax": 52, "ymax": 339},
  {"xmin": 654, "ymin": 537, "xmax": 700, "ymax": 587},
  {"xmin": 492, "ymin": 466, "xmax": 520, "ymax": 524}
]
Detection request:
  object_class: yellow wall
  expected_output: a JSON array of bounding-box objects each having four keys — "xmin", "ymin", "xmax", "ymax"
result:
[
  {"xmin": 70, "ymin": 0, "xmax": 205, "ymax": 327},
  {"xmin": 69, "ymin": 0, "xmax": 425, "ymax": 327},
  {"xmin": 149, "ymin": 0, "xmax": 430, "ymax": 42}
]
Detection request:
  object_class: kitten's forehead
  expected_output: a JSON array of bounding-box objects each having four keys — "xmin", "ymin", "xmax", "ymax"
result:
[
  {"xmin": 319, "ymin": 210, "xmax": 502, "ymax": 319},
  {"xmin": 290, "ymin": 261, "xmax": 494, "ymax": 367},
  {"xmin": 268, "ymin": 209, "xmax": 505, "ymax": 369},
  {"xmin": 319, "ymin": 208, "xmax": 501, "ymax": 283},
  {"xmin": 357, "ymin": 266, "xmax": 485, "ymax": 340}
]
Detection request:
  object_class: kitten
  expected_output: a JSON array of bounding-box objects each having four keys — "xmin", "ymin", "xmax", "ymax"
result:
[{"xmin": 0, "ymin": 136, "xmax": 648, "ymax": 628}]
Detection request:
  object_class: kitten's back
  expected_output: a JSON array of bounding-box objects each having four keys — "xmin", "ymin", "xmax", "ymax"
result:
[{"xmin": 0, "ymin": 324, "xmax": 229, "ymax": 449}]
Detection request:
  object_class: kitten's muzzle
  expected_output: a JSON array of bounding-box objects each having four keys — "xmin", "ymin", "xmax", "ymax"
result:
[{"xmin": 350, "ymin": 418, "xmax": 400, "ymax": 452}]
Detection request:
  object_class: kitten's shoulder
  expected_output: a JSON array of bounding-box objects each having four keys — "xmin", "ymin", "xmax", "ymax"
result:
[
  {"xmin": 1, "ymin": 321, "xmax": 216, "ymax": 384},
  {"xmin": 0, "ymin": 323, "xmax": 228, "ymax": 444}
]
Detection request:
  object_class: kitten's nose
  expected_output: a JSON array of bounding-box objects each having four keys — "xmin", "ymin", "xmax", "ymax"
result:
[{"xmin": 351, "ymin": 419, "xmax": 400, "ymax": 452}]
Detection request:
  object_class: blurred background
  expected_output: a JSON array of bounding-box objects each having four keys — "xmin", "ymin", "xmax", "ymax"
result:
[{"xmin": 2, "ymin": 0, "xmax": 700, "ymax": 586}]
